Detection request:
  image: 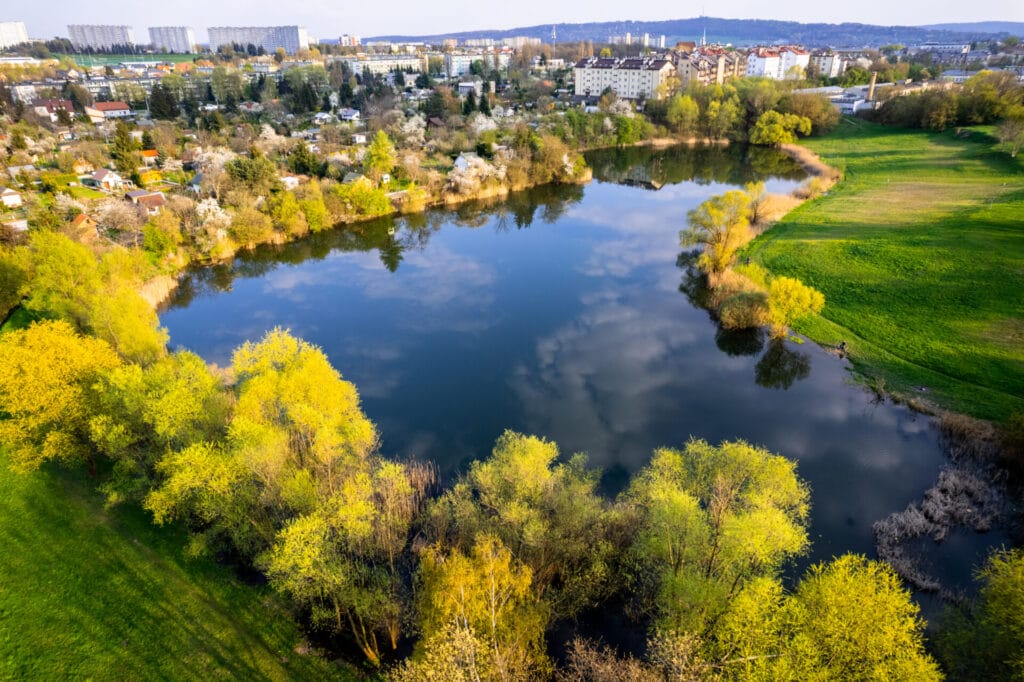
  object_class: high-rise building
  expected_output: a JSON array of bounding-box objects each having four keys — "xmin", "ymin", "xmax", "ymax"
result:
[
  {"xmin": 148, "ymin": 26, "xmax": 196, "ymax": 53},
  {"xmin": 0, "ymin": 21, "xmax": 30, "ymax": 50},
  {"xmin": 207, "ymin": 26, "xmax": 309, "ymax": 54},
  {"xmin": 68, "ymin": 25, "xmax": 136, "ymax": 50}
]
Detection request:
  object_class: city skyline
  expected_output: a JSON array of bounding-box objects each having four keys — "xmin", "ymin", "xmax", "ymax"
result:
[{"xmin": 6, "ymin": 2, "xmax": 1023, "ymax": 45}]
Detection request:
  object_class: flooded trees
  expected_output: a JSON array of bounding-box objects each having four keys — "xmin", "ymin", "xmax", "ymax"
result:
[{"xmin": 680, "ymin": 190, "xmax": 752, "ymax": 284}]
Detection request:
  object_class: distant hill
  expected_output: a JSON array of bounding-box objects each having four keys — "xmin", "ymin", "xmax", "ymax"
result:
[
  {"xmin": 919, "ymin": 22, "xmax": 1024, "ymax": 36},
  {"xmin": 367, "ymin": 16, "xmax": 1018, "ymax": 48}
]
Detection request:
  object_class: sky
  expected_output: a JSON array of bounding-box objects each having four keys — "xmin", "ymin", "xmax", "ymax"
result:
[{"xmin": 11, "ymin": 0, "xmax": 1024, "ymax": 43}]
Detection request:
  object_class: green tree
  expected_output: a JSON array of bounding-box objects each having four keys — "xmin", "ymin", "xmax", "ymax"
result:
[
  {"xmin": 0, "ymin": 320, "xmax": 122, "ymax": 471},
  {"xmin": 363, "ymin": 130, "xmax": 396, "ymax": 184},
  {"xmin": 424, "ymin": 431, "xmax": 618, "ymax": 620},
  {"xmin": 410, "ymin": 534, "xmax": 550, "ymax": 681},
  {"xmin": 228, "ymin": 205, "xmax": 273, "ymax": 246},
  {"xmin": 298, "ymin": 179, "xmax": 330, "ymax": 232},
  {"xmin": 711, "ymin": 555, "xmax": 940, "ymax": 680},
  {"xmin": 90, "ymin": 351, "xmax": 228, "ymax": 505},
  {"xmin": 766, "ymin": 276, "xmax": 825, "ymax": 338},
  {"xmin": 623, "ymin": 439, "xmax": 810, "ymax": 634},
  {"xmin": 998, "ymin": 105, "xmax": 1024, "ymax": 158},
  {"xmin": 264, "ymin": 458, "xmax": 430, "ymax": 666},
  {"xmin": 111, "ymin": 121, "xmax": 140, "ymax": 175},
  {"xmin": 749, "ymin": 110, "xmax": 812, "ymax": 146},
  {"xmin": 149, "ymin": 82, "xmax": 179, "ymax": 120},
  {"xmin": 225, "ymin": 148, "xmax": 279, "ymax": 196},
  {"xmin": 288, "ymin": 141, "xmax": 321, "ymax": 176},
  {"xmin": 265, "ymin": 190, "xmax": 308, "ymax": 236},
  {"xmin": 936, "ymin": 548, "xmax": 1024, "ymax": 680},
  {"xmin": 680, "ymin": 190, "xmax": 752, "ymax": 281},
  {"xmin": 667, "ymin": 94, "xmax": 700, "ymax": 136},
  {"xmin": 0, "ymin": 247, "xmax": 31, "ymax": 321},
  {"xmin": 462, "ymin": 90, "xmax": 477, "ymax": 116}
]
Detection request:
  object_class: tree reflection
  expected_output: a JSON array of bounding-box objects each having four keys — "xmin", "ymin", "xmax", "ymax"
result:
[
  {"xmin": 586, "ymin": 143, "xmax": 806, "ymax": 189},
  {"xmin": 715, "ymin": 327, "xmax": 766, "ymax": 357},
  {"xmin": 755, "ymin": 340, "xmax": 811, "ymax": 390},
  {"xmin": 164, "ymin": 183, "xmax": 587, "ymax": 309}
]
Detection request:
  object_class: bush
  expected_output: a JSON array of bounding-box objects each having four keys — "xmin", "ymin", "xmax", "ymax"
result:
[
  {"xmin": 718, "ymin": 291, "xmax": 769, "ymax": 330},
  {"xmin": 228, "ymin": 206, "xmax": 273, "ymax": 246},
  {"xmin": 793, "ymin": 176, "xmax": 830, "ymax": 200}
]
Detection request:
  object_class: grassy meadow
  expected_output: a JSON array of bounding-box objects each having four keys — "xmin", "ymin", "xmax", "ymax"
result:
[
  {"xmin": 747, "ymin": 119, "xmax": 1024, "ymax": 421},
  {"xmin": 0, "ymin": 449, "xmax": 354, "ymax": 680}
]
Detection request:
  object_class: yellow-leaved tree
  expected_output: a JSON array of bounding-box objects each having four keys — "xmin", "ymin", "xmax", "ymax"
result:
[
  {"xmin": 0, "ymin": 320, "xmax": 121, "ymax": 471},
  {"xmin": 766, "ymin": 276, "xmax": 825, "ymax": 338}
]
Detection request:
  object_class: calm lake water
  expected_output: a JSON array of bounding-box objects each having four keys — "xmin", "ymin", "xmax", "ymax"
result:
[{"xmin": 161, "ymin": 144, "xmax": 1002, "ymax": 593}]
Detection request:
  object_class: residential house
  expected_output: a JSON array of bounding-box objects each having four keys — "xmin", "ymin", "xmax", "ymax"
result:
[
  {"xmin": 339, "ymin": 108, "xmax": 361, "ymax": 122},
  {"xmin": 0, "ymin": 186, "xmax": 23, "ymax": 208},
  {"xmin": 84, "ymin": 101, "xmax": 133, "ymax": 124},
  {"xmin": 31, "ymin": 98, "xmax": 75, "ymax": 123},
  {"xmin": 140, "ymin": 149, "xmax": 159, "ymax": 166},
  {"xmin": 453, "ymin": 152, "xmax": 481, "ymax": 171},
  {"xmin": 91, "ymin": 168, "xmax": 124, "ymax": 191},
  {"xmin": 5, "ymin": 164, "xmax": 37, "ymax": 179},
  {"xmin": 351, "ymin": 133, "xmax": 367, "ymax": 145},
  {"xmin": 126, "ymin": 189, "xmax": 166, "ymax": 215},
  {"xmin": 67, "ymin": 213, "xmax": 100, "ymax": 243},
  {"xmin": 312, "ymin": 112, "xmax": 335, "ymax": 125},
  {"xmin": 342, "ymin": 171, "xmax": 367, "ymax": 184}
]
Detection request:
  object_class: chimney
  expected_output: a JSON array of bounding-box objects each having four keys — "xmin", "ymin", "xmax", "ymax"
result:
[{"xmin": 867, "ymin": 72, "xmax": 878, "ymax": 101}]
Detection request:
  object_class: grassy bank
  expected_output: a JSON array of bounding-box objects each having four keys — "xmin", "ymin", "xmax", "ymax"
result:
[
  {"xmin": 0, "ymin": 449, "xmax": 353, "ymax": 680},
  {"xmin": 747, "ymin": 119, "xmax": 1024, "ymax": 422}
]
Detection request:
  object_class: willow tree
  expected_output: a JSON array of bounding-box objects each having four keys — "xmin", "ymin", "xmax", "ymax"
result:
[
  {"xmin": 263, "ymin": 458, "xmax": 432, "ymax": 666},
  {"xmin": 623, "ymin": 439, "xmax": 810, "ymax": 634},
  {"xmin": 680, "ymin": 190, "xmax": 752, "ymax": 284},
  {"xmin": 0, "ymin": 320, "xmax": 121, "ymax": 472},
  {"xmin": 766, "ymin": 276, "xmax": 825, "ymax": 339},
  {"xmin": 423, "ymin": 431, "xmax": 619, "ymax": 620},
  {"xmin": 402, "ymin": 534, "xmax": 550, "ymax": 681},
  {"xmin": 711, "ymin": 555, "xmax": 941, "ymax": 680}
]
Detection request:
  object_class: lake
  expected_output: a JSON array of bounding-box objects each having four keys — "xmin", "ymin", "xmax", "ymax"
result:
[{"xmin": 161, "ymin": 143, "xmax": 1002, "ymax": 596}]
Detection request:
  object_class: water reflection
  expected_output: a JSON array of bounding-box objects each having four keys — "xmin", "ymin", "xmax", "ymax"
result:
[
  {"xmin": 755, "ymin": 341, "xmax": 812, "ymax": 390},
  {"xmin": 160, "ymin": 143, "xmax": 1002, "ymax": 592}
]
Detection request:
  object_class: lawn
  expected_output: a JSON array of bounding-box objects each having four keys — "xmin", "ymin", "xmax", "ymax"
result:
[
  {"xmin": 746, "ymin": 119, "xmax": 1024, "ymax": 422},
  {"xmin": 71, "ymin": 53, "xmax": 198, "ymax": 66},
  {"xmin": 0, "ymin": 449, "xmax": 357, "ymax": 680}
]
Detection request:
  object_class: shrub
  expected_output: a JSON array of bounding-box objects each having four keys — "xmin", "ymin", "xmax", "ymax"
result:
[{"xmin": 718, "ymin": 291, "xmax": 769, "ymax": 330}]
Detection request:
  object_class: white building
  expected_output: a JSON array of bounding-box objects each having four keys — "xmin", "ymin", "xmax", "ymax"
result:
[
  {"xmin": 444, "ymin": 51, "xmax": 511, "ymax": 77},
  {"xmin": 573, "ymin": 57, "xmax": 676, "ymax": 100},
  {"xmin": 148, "ymin": 26, "xmax": 196, "ymax": 53},
  {"xmin": 0, "ymin": 21, "xmax": 29, "ymax": 50},
  {"xmin": 68, "ymin": 25, "xmax": 136, "ymax": 50},
  {"xmin": 333, "ymin": 54, "xmax": 426, "ymax": 76},
  {"xmin": 746, "ymin": 46, "xmax": 809, "ymax": 80},
  {"xmin": 811, "ymin": 52, "xmax": 846, "ymax": 78},
  {"xmin": 207, "ymin": 26, "xmax": 310, "ymax": 54}
]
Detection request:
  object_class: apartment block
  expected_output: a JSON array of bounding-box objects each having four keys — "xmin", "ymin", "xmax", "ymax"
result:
[
  {"xmin": 0, "ymin": 21, "xmax": 29, "ymax": 50},
  {"xmin": 207, "ymin": 26, "xmax": 310, "ymax": 54},
  {"xmin": 68, "ymin": 25, "xmax": 136, "ymax": 50},
  {"xmin": 573, "ymin": 57, "xmax": 676, "ymax": 100},
  {"xmin": 149, "ymin": 26, "xmax": 196, "ymax": 53}
]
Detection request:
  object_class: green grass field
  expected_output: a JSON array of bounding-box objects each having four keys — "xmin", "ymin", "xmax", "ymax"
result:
[
  {"xmin": 747, "ymin": 119, "xmax": 1024, "ymax": 422},
  {"xmin": 71, "ymin": 53, "xmax": 198, "ymax": 67},
  {"xmin": 0, "ymin": 449, "xmax": 355, "ymax": 680}
]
